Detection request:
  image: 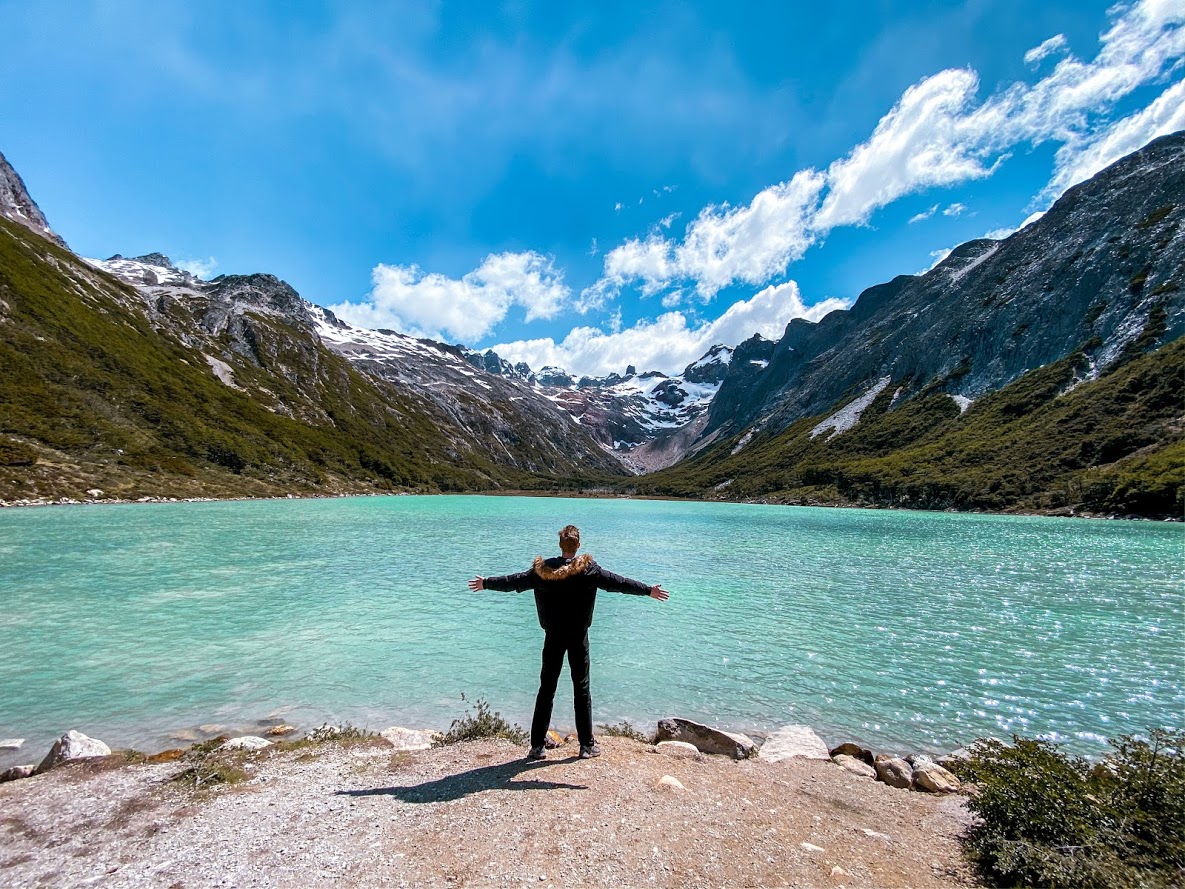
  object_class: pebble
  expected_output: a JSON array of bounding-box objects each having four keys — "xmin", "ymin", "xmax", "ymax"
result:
[{"xmin": 656, "ymin": 775, "xmax": 685, "ymax": 791}]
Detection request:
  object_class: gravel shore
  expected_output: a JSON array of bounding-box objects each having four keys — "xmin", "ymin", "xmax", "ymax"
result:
[{"xmin": 1, "ymin": 735, "xmax": 976, "ymax": 888}]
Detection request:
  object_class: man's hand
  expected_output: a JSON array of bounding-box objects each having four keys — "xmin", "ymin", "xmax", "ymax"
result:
[
  {"xmin": 649, "ymin": 584, "xmax": 669, "ymax": 601},
  {"xmin": 468, "ymin": 576, "xmax": 485, "ymax": 592}
]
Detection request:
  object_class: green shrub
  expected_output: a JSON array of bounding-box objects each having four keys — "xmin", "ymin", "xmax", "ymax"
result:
[
  {"xmin": 0, "ymin": 437, "xmax": 37, "ymax": 467},
  {"xmin": 599, "ymin": 721, "xmax": 654, "ymax": 743},
  {"xmin": 304, "ymin": 722, "xmax": 375, "ymax": 744},
  {"xmin": 170, "ymin": 759, "xmax": 248, "ymax": 789},
  {"xmin": 436, "ymin": 695, "xmax": 528, "ymax": 746},
  {"xmin": 954, "ymin": 730, "xmax": 1185, "ymax": 888}
]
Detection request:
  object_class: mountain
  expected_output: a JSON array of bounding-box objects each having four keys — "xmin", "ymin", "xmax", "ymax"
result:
[
  {"xmin": 0, "ymin": 222, "xmax": 626, "ymax": 502},
  {"xmin": 698, "ymin": 132, "xmax": 1185, "ymax": 449},
  {"xmin": 0, "ymin": 150, "xmax": 68, "ymax": 249},
  {"xmin": 458, "ymin": 342, "xmax": 736, "ymax": 471},
  {"xmin": 632, "ymin": 132, "xmax": 1185, "ymax": 517}
]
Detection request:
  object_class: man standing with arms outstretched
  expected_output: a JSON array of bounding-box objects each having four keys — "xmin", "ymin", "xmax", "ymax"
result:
[{"xmin": 469, "ymin": 524, "xmax": 669, "ymax": 760}]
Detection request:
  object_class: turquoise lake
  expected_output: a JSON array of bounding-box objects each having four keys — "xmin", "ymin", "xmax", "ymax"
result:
[{"xmin": 0, "ymin": 495, "xmax": 1181, "ymax": 767}]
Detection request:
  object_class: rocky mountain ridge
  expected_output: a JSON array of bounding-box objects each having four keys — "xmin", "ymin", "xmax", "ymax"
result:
[
  {"xmin": 0, "ymin": 150, "xmax": 67, "ymax": 249},
  {"xmin": 698, "ymin": 132, "xmax": 1185, "ymax": 456}
]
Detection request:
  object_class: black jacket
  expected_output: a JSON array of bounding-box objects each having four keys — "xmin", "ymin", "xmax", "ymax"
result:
[{"xmin": 484, "ymin": 553, "xmax": 651, "ymax": 634}]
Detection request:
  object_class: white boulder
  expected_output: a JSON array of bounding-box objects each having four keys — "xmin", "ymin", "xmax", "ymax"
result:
[
  {"xmin": 913, "ymin": 759, "xmax": 962, "ymax": 793},
  {"xmin": 758, "ymin": 725, "xmax": 830, "ymax": 762},
  {"xmin": 874, "ymin": 755, "xmax": 914, "ymax": 789},
  {"xmin": 35, "ymin": 730, "xmax": 112, "ymax": 774},
  {"xmin": 655, "ymin": 775, "xmax": 685, "ymax": 791},
  {"xmin": 379, "ymin": 727, "xmax": 437, "ymax": 752},
  {"xmin": 219, "ymin": 736, "xmax": 272, "ymax": 751}
]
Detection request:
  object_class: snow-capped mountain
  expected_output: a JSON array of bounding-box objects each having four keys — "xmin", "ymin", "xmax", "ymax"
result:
[
  {"xmin": 456, "ymin": 342, "xmax": 734, "ymax": 469},
  {"xmin": 79, "ymin": 252, "xmax": 627, "ymax": 478}
]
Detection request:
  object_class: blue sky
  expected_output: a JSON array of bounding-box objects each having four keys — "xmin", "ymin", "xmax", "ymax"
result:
[{"xmin": 2, "ymin": 1, "xmax": 1182, "ymax": 375}]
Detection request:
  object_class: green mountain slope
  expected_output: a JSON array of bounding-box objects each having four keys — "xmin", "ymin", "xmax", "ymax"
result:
[
  {"xmin": 629, "ymin": 337, "xmax": 1184, "ymax": 517},
  {"xmin": 0, "ymin": 216, "xmax": 611, "ymax": 501}
]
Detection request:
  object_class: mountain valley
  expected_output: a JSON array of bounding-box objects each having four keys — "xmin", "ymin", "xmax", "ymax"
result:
[{"xmin": 1, "ymin": 134, "xmax": 1181, "ymax": 516}]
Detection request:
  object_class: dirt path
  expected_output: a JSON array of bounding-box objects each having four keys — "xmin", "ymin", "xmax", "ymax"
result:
[{"xmin": 1, "ymin": 736, "xmax": 977, "ymax": 888}]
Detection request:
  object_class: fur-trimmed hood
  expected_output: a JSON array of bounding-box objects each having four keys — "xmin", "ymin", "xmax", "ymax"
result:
[{"xmin": 532, "ymin": 553, "xmax": 593, "ymax": 581}]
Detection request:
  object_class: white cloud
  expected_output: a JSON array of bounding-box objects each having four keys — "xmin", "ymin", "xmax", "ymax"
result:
[
  {"xmin": 815, "ymin": 68, "xmax": 1000, "ymax": 230},
  {"xmin": 176, "ymin": 256, "xmax": 218, "ymax": 279},
  {"xmin": 909, "ymin": 204, "xmax": 939, "ymax": 223},
  {"xmin": 614, "ymin": 202, "xmax": 624, "ymax": 213},
  {"xmin": 1043, "ymin": 77, "xmax": 1185, "ymax": 198},
  {"xmin": 980, "ymin": 0, "xmax": 1185, "ymax": 147},
  {"xmin": 599, "ymin": 235, "xmax": 677, "ymax": 298},
  {"xmin": 588, "ymin": 237, "xmax": 599, "ymax": 257},
  {"xmin": 587, "ymin": 168, "xmax": 826, "ymax": 303},
  {"xmin": 493, "ymin": 281, "xmax": 850, "ymax": 377},
  {"xmin": 1024, "ymin": 34, "xmax": 1069, "ymax": 66},
  {"xmin": 942, "ymin": 202, "xmax": 967, "ymax": 217},
  {"xmin": 329, "ymin": 251, "xmax": 568, "ymax": 342}
]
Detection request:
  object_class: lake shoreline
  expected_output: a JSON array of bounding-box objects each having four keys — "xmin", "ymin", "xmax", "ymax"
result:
[{"xmin": 0, "ymin": 487, "xmax": 1176, "ymax": 521}]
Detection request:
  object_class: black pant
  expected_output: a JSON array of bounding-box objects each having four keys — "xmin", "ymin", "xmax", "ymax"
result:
[{"xmin": 531, "ymin": 629, "xmax": 592, "ymax": 748}]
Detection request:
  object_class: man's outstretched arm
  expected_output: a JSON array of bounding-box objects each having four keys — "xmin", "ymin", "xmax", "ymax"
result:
[
  {"xmin": 469, "ymin": 569, "xmax": 534, "ymax": 593},
  {"xmin": 591, "ymin": 563, "xmax": 670, "ymax": 601}
]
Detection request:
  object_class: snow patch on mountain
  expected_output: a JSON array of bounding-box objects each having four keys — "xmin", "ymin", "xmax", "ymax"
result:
[
  {"xmin": 946, "ymin": 242, "xmax": 999, "ymax": 284},
  {"xmin": 811, "ymin": 376, "xmax": 892, "ymax": 440},
  {"xmin": 310, "ymin": 305, "xmax": 464, "ymax": 366},
  {"xmin": 204, "ymin": 354, "xmax": 240, "ymax": 389},
  {"xmin": 85, "ymin": 254, "xmax": 200, "ymax": 287}
]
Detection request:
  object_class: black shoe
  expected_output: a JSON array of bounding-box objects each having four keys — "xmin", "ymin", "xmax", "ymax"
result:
[
  {"xmin": 526, "ymin": 746, "xmax": 546, "ymax": 761},
  {"xmin": 579, "ymin": 742, "xmax": 601, "ymax": 759}
]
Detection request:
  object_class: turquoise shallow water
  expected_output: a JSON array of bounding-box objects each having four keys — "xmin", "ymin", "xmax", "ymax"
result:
[{"xmin": 0, "ymin": 495, "xmax": 1181, "ymax": 767}]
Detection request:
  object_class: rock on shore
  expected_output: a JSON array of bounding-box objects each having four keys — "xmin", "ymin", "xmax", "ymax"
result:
[
  {"xmin": 655, "ymin": 717, "xmax": 756, "ymax": 759},
  {"xmin": 35, "ymin": 730, "xmax": 111, "ymax": 774}
]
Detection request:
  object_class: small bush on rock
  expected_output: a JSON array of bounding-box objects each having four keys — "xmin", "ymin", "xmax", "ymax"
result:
[
  {"xmin": 954, "ymin": 729, "xmax": 1185, "ymax": 888},
  {"xmin": 436, "ymin": 695, "xmax": 528, "ymax": 746}
]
